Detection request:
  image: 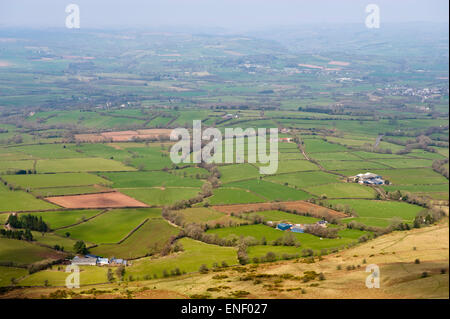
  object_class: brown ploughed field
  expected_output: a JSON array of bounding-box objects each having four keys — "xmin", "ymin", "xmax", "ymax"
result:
[
  {"xmin": 45, "ymin": 191, "xmax": 149, "ymax": 209},
  {"xmin": 75, "ymin": 129, "xmax": 172, "ymax": 142}
]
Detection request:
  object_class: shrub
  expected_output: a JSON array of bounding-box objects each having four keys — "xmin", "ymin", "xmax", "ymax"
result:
[{"xmin": 199, "ymin": 264, "xmax": 209, "ymax": 274}]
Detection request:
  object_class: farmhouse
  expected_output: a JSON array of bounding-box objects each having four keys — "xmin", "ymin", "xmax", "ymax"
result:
[
  {"xmin": 71, "ymin": 256, "xmax": 97, "ymax": 266},
  {"xmin": 279, "ymin": 137, "xmax": 293, "ymax": 143},
  {"xmin": 71, "ymin": 255, "xmax": 119, "ymax": 266},
  {"xmin": 352, "ymin": 172, "xmax": 385, "ymax": 185},
  {"xmin": 97, "ymin": 258, "xmax": 109, "ymax": 266},
  {"xmin": 110, "ymin": 258, "xmax": 128, "ymax": 266}
]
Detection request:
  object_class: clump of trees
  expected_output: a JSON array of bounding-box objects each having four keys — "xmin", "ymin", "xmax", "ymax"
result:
[
  {"xmin": 73, "ymin": 240, "xmax": 88, "ymax": 254},
  {"xmin": 7, "ymin": 214, "xmax": 49, "ymax": 232},
  {"xmin": 160, "ymin": 235, "xmax": 184, "ymax": 256}
]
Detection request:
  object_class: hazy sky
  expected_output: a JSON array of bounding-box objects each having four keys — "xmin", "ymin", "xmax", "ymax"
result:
[{"xmin": 0, "ymin": 0, "xmax": 448, "ymax": 30}]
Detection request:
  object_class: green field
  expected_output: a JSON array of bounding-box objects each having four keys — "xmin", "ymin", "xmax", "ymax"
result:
[
  {"xmin": 0, "ymin": 184, "xmax": 57, "ymax": 212},
  {"xmin": 55, "ymin": 208, "xmax": 159, "ymax": 244},
  {"xmin": 207, "ymin": 224, "xmax": 368, "ymax": 252},
  {"xmin": 174, "ymin": 207, "xmax": 225, "ymax": 224},
  {"xmin": 99, "ymin": 171, "xmax": 203, "ymax": 188},
  {"xmin": 327, "ymin": 199, "xmax": 424, "ymax": 227},
  {"xmin": 303, "ymin": 139, "xmax": 348, "ymax": 153},
  {"xmin": 304, "ymin": 183, "xmax": 377, "ymax": 199},
  {"xmin": 18, "ymin": 266, "xmax": 109, "ymax": 287},
  {"xmin": 258, "ymin": 160, "xmax": 319, "ymax": 174},
  {"xmin": 0, "ymin": 266, "xmax": 29, "ymax": 287},
  {"xmin": 373, "ymin": 158, "xmax": 434, "ymax": 169},
  {"xmin": 218, "ymin": 164, "xmax": 261, "ymax": 183},
  {"xmin": 9, "ymin": 144, "xmax": 85, "ymax": 159},
  {"xmin": 29, "ymin": 209, "xmax": 102, "ymax": 229},
  {"xmin": 91, "ymin": 218, "xmax": 180, "ymax": 259},
  {"xmin": 225, "ymin": 179, "xmax": 312, "ymax": 201},
  {"xmin": 264, "ymin": 171, "xmax": 341, "ymax": 188},
  {"xmin": 1, "ymin": 173, "xmax": 112, "ymax": 189},
  {"xmin": 173, "ymin": 207, "xmax": 247, "ymax": 226},
  {"xmin": 382, "ymin": 184, "xmax": 449, "ymax": 194},
  {"xmin": 31, "ymin": 231, "xmax": 80, "ymax": 253},
  {"xmin": 0, "ymin": 160, "xmax": 35, "ymax": 174},
  {"xmin": 319, "ymin": 160, "xmax": 390, "ymax": 171},
  {"xmin": 245, "ymin": 210, "xmax": 321, "ymax": 224},
  {"xmin": 0, "ymin": 237, "xmax": 62, "ymax": 265},
  {"xmin": 32, "ymin": 185, "xmax": 111, "ymax": 197},
  {"xmin": 126, "ymin": 238, "xmax": 238, "ymax": 278},
  {"xmin": 207, "ymin": 188, "xmax": 266, "ymax": 205},
  {"xmin": 36, "ymin": 158, "xmax": 135, "ymax": 173},
  {"xmin": 310, "ymin": 152, "xmax": 361, "ymax": 161},
  {"xmin": 119, "ymin": 187, "xmax": 201, "ymax": 206}
]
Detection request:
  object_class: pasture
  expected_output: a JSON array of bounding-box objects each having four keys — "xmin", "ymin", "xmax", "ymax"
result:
[
  {"xmin": 1, "ymin": 173, "xmax": 112, "ymax": 189},
  {"xmin": 55, "ymin": 208, "xmax": 159, "ymax": 244},
  {"xmin": 326, "ymin": 199, "xmax": 423, "ymax": 225},
  {"xmin": 207, "ymin": 224, "xmax": 368, "ymax": 252},
  {"xmin": 126, "ymin": 238, "xmax": 238, "ymax": 278},
  {"xmin": 225, "ymin": 179, "xmax": 311, "ymax": 201},
  {"xmin": 36, "ymin": 158, "xmax": 135, "ymax": 173},
  {"xmin": 28, "ymin": 209, "xmax": 102, "ymax": 229},
  {"xmin": 304, "ymin": 183, "xmax": 377, "ymax": 199},
  {"xmin": 303, "ymin": 139, "xmax": 348, "ymax": 153},
  {"xmin": 257, "ymin": 160, "xmax": 319, "ymax": 174},
  {"xmin": 91, "ymin": 217, "xmax": 180, "ymax": 259},
  {"xmin": 0, "ymin": 237, "xmax": 64, "ymax": 265},
  {"xmin": 245, "ymin": 210, "xmax": 321, "ymax": 224},
  {"xmin": 18, "ymin": 266, "xmax": 109, "ymax": 287},
  {"xmin": 0, "ymin": 266, "xmax": 28, "ymax": 287},
  {"xmin": 99, "ymin": 171, "xmax": 203, "ymax": 188},
  {"xmin": 0, "ymin": 184, "xmax": 57, "ymax": 212},
  {"xmin": 119, "ymin": 187, "xmax": 201, "ymax": 206},
  {"xmin": 265, "ymin": 171, "xmax": 341, "ymax": 188},
  {"xmin": 218, "ymin": 164, "xmax": 261, "ymax": 183},
  {"xmin": 207, "ymin": 188, "xmax": 266, "ymax": 205}
]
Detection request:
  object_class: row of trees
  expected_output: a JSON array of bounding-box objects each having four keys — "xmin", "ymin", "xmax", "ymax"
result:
[
  {"xmin": 0, "ymin": 228, "xmax": 33, "ymax": 241},
  {"xmin": 432, "ymin": 158, "xmax": 449, "ymax": 179}
]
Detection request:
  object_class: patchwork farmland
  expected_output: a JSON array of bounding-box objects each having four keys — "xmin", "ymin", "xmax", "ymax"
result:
[
  {"xmin": 0, "ymin": 23, "xmax": 448, "ymax": 300},
  {"xmin": 0, "ymin": 123, "xmax": 447, "ymax": 298}
]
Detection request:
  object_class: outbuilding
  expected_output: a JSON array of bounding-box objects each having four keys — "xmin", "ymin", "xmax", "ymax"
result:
[{"xmin": 277, "ymin": 223, "xmax": 292, "ymax": 231}]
